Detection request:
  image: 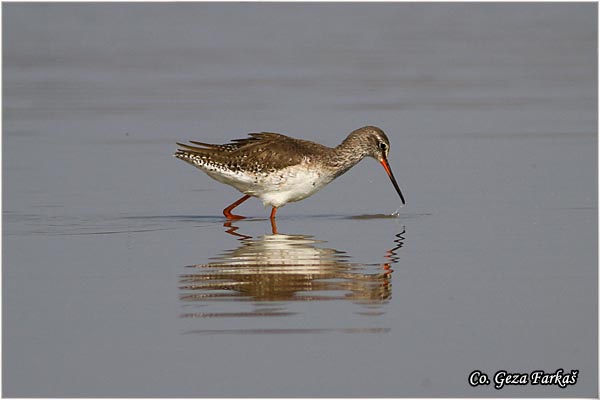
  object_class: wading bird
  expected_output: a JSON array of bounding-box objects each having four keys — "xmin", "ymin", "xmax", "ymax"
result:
[{"xmin": 175, "ymin": 125, "xmax": 405, "ymax": 219}]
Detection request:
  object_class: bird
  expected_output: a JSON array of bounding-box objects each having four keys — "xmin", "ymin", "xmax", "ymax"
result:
[{"xmin": 174, "ymin": 125, "xmax": 405, "ymax": 220}]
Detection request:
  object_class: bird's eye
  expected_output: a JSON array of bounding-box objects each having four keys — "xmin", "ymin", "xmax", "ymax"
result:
[{"xmin": 378, "ymin": 142, "xmax": 388, "ymax": 151}]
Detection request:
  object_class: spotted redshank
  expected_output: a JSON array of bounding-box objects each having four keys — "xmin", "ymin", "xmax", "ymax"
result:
[{"xmin": 174, "ymin": 125, "xmax": 405, "ymax": 219}]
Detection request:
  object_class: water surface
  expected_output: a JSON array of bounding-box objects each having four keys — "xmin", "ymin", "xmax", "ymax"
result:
[{"xmin": 3, "ymin": 3, "xmax": 597, "ymax": 397}]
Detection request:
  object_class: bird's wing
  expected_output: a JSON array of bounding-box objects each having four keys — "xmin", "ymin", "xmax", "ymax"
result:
[
  {"xmin": 176, "ymin": 133, "xmax": 328, "ymax": 172},
  {"xmin": 176, "ymin": 132, "xmax": 288, "ymax": 153}
]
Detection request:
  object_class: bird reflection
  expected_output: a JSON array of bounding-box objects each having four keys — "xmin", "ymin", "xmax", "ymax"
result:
[{"xmin": 180, "ymin": 221, "xmax": 405, "ymax": 318}]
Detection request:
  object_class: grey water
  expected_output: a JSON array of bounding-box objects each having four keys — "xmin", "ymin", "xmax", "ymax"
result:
[{"xmin": 3, "ymin": 3, "xmax": 597, "ymax": 397}]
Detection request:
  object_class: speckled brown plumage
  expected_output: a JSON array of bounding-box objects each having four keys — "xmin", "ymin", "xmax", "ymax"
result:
[{"xmin": 175, "ymin": 132, "xmax": 331, "ymax": 175}]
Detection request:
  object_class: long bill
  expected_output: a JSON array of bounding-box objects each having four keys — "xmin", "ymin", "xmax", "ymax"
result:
[{"xmin": 380, "ymin": 157, "xmax": 405, "ymax": 205}]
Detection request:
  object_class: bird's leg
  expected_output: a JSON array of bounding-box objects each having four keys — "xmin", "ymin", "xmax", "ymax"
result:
[
  {"xmin": 223, "ymin": 195, "xmax": 251, "ymax": 220},
  {"xmin": 269, "ymin": 208, "xmax": 279, "ymax": 234}
]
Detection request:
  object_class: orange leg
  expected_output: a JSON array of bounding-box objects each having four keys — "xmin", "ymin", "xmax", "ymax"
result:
[
  {"xmin": 223, "ymin": 195, "xmax": 251, "ymax": 220},
  {"xmin": 269, "ymin": 208, "xmax": 279, "ymax": 234},
  {"xmin": 270, "ymin": 218, "xmax": 278, "ymax": 235}
]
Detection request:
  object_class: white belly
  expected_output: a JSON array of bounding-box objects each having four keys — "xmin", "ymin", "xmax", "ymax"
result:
[
  {"xmin": 254, "ymin": 166, "xmax": 332, "ymax": 208},
  {"xmin": 200, "ymin": 162, "xmax": 332, "ymax": 209}
]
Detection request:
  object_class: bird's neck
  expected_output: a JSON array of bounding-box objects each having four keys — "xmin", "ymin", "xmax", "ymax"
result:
[{"xmin": 327, "ymin": 134, "xmax": 369, "ymax": 177}]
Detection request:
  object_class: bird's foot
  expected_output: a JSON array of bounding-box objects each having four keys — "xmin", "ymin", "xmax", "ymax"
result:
[{"xmin": 224, "ymin": 212, "xmax": 246, "ymax": 220}]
